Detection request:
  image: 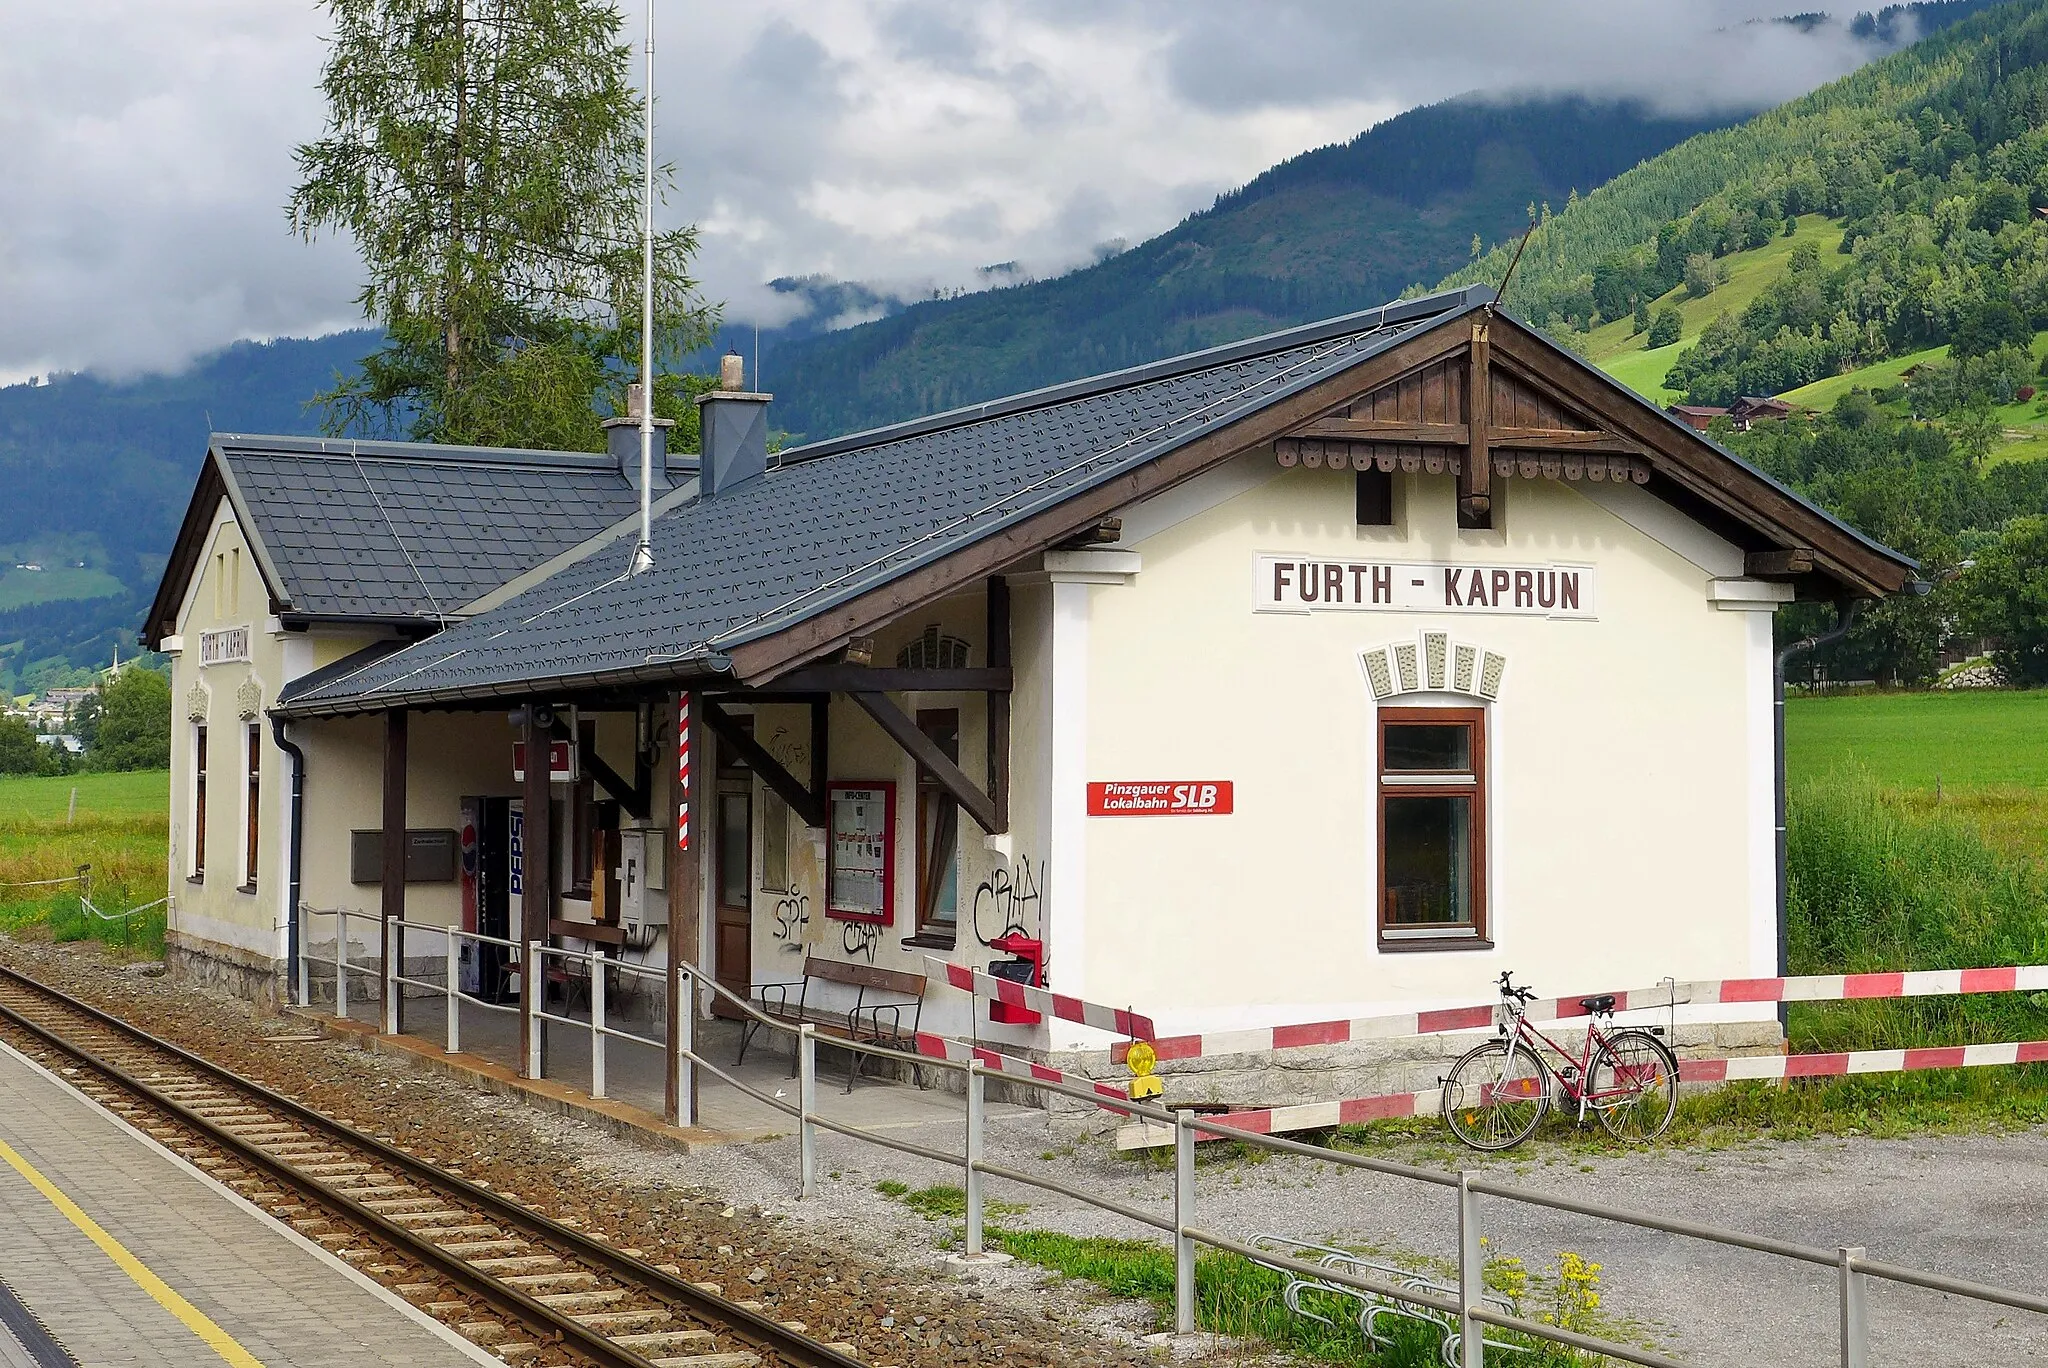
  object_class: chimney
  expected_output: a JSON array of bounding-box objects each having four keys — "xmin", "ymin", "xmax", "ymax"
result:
[
  {"xmin": 602, "ymin": 381, "xmax": 675, "ymax": 490},
  {"xmin": 696, "ymin": 350, "xmax": 770, "ymax": 498}
]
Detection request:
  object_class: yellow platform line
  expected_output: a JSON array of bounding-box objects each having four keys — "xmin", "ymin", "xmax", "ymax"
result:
[{"xmin": 0, "ymin": 1136, "xmax": 268, "ymax": 1368}]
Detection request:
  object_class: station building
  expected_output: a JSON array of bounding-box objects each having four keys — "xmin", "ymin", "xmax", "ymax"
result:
[{"xmin": 147, "ymin": 286, "xmax": 1914, "ymax": 1115}]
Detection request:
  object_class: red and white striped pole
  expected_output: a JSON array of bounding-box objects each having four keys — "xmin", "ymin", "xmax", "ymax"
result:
[{"xmin": 676, "ymin": 693, "xmax": 692, "ymax": 850}]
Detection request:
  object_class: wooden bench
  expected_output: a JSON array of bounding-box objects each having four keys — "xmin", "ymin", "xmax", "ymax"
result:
[{"xmin": 738, "ymin": 957, "xmax": 927, "ymax": 1092}]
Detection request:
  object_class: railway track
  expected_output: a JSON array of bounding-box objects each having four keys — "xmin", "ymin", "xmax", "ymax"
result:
[{"xmin": 0, "ymin": 964, "xmax": 864, "ymax": 1368}]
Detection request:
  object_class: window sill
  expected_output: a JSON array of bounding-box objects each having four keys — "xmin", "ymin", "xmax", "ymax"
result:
[
  {"xmin": 186, "ymin": 874, "xmax": 204, "ymax": 886},
  {"xmin": 236, "ymin": 883, "xmax": 257, "ymax": 896},
  {"xmin": 1377, "ymin": 935, "xmax": 1494, "ymax": 954},
  {"xmin": 901, "ymin": 931, "xmax": 957, "ymax": 951}
]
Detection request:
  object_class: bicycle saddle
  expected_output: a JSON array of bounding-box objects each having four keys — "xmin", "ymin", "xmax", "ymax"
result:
[{"xmin": 1579, "ymin": 994, "xmax": 1617, "ymax": 1015}]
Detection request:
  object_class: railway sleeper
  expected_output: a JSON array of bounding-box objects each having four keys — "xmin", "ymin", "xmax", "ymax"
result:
[
  {"xmin": 532, "ymin": 1290, "xmax": 628, "ymax": 1313},
  {"xmin": 569, "ymin": 1309, "xmax": 672, "ymax": 1332},
  {"xmin": 653, "ymin": 1353, "xmax": 762, "ymax": 1368},
  {"xmin": 470, "ymin": 1255, "xmax": 565, "ymax": 1273},
  {"xmin": 610, "ymin": 1329, "xmax": 715, "ymax": 1355},
  {"xmin": 500, "ymin": 1272, "xmax": 598, "ymax": 1293},
  {"xmin": 361, "ymin": 1196, "xmax": 448, "ymax": 1213},
  {"xmin": 411, "ymin": 1224, "xmax": 504, "ymax": 1241},
  {"xmin": 439, "ymin": 1239, "xmax": 530, "ymax": 1258}
]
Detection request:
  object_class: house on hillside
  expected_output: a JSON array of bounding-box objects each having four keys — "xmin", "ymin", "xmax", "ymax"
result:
[
  {"xmin": 1664, "ymin": 403, "xmax": 1729, "ymax": 432},
  {"xmin": 147, "ymin": 285, "xmax": 1914, "ymax": 1116},
  {"xmin": 1728, "ymin": 395, "xmax": 1796, "ymax": 429}
]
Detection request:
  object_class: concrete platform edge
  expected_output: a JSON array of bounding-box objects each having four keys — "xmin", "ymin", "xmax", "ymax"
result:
[
  {"xmin": 288, "ymin": 1009, "xmax": 746, "ymax": 1151},
  {"xmin": 0, "ymin": 1038, "xmax": 503, "ymax": 1368}
]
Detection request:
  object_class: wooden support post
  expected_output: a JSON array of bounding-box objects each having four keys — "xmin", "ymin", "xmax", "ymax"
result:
[
  {"xmin": 381, "ymin": 708, "xmax": 407, "ymax": 1036},
  {"xmin": 520, "ymin": 704, "xmax": 553, "ymax": 1079},
  {"xmin": 1460, "ymin": 318, "xmax": 1493, "ymax": 525},
  {"xmin": 986, "ymin": 577, "xmax": 1010, "ymax": 832},
  {"xmin": 667, "ymin": 691, "xmax": 704, "ymax": 1125}
]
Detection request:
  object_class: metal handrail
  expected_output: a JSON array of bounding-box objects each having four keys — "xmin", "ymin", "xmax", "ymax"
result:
[{"xmin": 300, "ymin": 935, "xmax": 2047, "ymax": 1364}]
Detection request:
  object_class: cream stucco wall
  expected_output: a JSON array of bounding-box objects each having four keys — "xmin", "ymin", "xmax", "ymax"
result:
[
  {"xmin": 165, "ymin": 500, "xmax": 294, "ymax": 962},
  {"xmin": 1072, "ymin": 454, "xmax": 1777, "ymax": 1043}
]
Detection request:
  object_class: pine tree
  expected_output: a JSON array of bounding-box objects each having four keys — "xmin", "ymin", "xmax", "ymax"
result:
[{"xmin": 288, "ymin": 0, "xmax": 716, "ymax": 449}]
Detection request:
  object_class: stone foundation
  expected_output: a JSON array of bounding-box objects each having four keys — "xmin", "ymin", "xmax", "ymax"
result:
[{"xmin": 164, "ymin": 929, "xmax": 287, "ymax": 1015}]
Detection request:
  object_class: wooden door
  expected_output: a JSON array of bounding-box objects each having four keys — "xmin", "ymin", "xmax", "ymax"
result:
[{"xmin": 712, "ymin": 778, "xmax": 753, "ymax": 1017}]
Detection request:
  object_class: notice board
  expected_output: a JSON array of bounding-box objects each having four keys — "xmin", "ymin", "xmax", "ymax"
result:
[{"xmin": 827, "ymin": 780, "xmax": 895, "ymax": 923}]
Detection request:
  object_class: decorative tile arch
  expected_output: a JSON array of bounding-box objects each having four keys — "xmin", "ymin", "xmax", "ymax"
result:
[{"xmin": 1361, "ymin": 631, "xmax": 1506, "ymax": 702}]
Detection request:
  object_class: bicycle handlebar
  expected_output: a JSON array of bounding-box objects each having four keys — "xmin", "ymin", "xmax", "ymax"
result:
[{"xmin": 1497, "ymin": 971, "xmax": 1536, "ymax": 1003}]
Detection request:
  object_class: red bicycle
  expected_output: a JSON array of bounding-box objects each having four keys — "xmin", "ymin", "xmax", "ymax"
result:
[{"xmin": 1441, "ymin": 972, "xmax": 1678, "ymax": 1150}]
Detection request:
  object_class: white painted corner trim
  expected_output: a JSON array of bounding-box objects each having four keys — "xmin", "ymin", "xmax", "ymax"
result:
[{"xmin": 1707, "ymin": 578, "xmax": 1795, "ymax": 611}]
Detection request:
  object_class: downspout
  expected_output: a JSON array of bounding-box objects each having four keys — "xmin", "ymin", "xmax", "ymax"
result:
[
  {"xmin": 270, "ymin": 716, "xmax": 307, "ymax": 1007},
  {"xmin": 1773, "ymin": 599, "xmax": 1862, "ymax": 1028}
]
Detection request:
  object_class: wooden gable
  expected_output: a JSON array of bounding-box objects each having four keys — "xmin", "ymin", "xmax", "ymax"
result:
[{"xmin": 1276, "ymin": 319, "xmax": 1653, "ymax": 513}]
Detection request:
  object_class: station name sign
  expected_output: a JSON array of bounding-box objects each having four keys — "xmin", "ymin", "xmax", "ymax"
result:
[
  {"xmin": 1253, "ymin": 555, "xmax": 1595, "ymax": 620},
  {"xmin": 198, "ymin": 625, "xmax": 250, "ymax": 665}
]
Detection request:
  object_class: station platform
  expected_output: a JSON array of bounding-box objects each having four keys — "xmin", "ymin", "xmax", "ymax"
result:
[
  {"xmin": 321, "ymin": 997, "xmax": 1017, "ymax": 1146},
  {"xmin": 0, "ymin": 1042, "xmax": 495, "ymax": 1368}
]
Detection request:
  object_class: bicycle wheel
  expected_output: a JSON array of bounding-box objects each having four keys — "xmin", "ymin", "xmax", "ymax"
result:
[
  {"xmin": 1590, "ymin": 1029, "xmax": 1679, "ymax": 1142},
  {"xmin": 1441, "ymin": 1038, "xmax": 1548, "ymax": 1151}
]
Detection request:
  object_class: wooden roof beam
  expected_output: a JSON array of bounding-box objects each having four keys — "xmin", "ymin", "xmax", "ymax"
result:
[{"xmin": 850, "ymin": 691, "xmax": 1002, "ymax": 835}]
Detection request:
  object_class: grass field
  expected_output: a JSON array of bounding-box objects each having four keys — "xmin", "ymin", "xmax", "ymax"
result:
[
  {"xmin": 1785, "ymin": 690, "xmax": 2048, "ymax": 789},
  {"xmin": 0, "ymin": 770, "xmax": 168, "ymax": 958}
]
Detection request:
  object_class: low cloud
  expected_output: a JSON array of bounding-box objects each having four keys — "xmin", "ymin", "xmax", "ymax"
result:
[{"xmin": 0, "ymin": 0, "xmax": 1935, "ymax": 380}]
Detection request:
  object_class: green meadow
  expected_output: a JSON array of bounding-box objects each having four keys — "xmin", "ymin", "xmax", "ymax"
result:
[{"xmin": 0, "ymin": 769, "xmax": 169, "ymax": 957}]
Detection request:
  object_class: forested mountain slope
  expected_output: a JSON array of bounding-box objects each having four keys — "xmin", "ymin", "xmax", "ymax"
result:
[
  {"xmin": 756, "ymin": 96, "xmax": 1733, "ymax": 440},
  {"xmin": 0, "ymin": 332, "xmax": 370, "ymax": 687}
]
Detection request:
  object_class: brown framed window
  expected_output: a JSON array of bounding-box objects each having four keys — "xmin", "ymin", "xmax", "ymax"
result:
[
  {"xmin": 913, "ymin": 709, "xmax": 960, "ymax": 941},
  {"xmin": 192, "ymin": 724, "xmax": 208, "ymax": 881},
  {"xmin": 243, "ymin": 723, "xmax": 260, "ymax": 889},
  {"xmin": 1377, "ymin": 706, "xmax": 1486, "ymax": 946}
]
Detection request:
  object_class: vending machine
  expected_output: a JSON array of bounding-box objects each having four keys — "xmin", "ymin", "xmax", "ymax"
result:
[{"xmin": 457, "ymin": 796, "xmax": 521, "ymax": 1001}]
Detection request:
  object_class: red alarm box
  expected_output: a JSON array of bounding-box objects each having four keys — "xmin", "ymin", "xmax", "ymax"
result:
[{"xmin": 985, "ymin": 933, "xmax": 1044, "ymax": 1025}]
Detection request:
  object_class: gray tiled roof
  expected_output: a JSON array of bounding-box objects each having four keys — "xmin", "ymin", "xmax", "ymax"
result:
[
  {"xmin": 279, "ymin": 287, "xmax": 1493, "ymax": 714},
  {"xmin": 216, "ymin": 437, "xmax": 646, "ymax": 620}
]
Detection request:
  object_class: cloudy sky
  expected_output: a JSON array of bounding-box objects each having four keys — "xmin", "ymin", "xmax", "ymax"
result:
[{"xmin": 0, "ymin": 1, "xmax": 1921, "ymax": 383}]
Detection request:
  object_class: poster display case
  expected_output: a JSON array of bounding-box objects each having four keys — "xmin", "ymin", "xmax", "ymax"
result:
[{"xmin": 827, "ymin": 780, "xmax": 895, "ymax": 924}]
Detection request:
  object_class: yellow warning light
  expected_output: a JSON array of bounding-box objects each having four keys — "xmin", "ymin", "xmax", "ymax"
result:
[{"xmin": 1127, "ymin": 1040, "xmax": 1163, "ymax": 1100}]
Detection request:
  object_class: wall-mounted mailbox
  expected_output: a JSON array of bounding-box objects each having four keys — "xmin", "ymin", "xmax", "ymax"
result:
[{"xmin": 350, "ymin": 828, "xmax": 460, "ymax": 884}]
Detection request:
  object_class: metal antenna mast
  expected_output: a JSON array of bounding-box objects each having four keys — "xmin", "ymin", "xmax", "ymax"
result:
[{"xmin": 628, "ymin": 0, "xmax": 657, "ymax": 576}]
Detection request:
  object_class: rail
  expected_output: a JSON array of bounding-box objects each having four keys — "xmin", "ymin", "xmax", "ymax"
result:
[
  {"xmin": 294, "ymin": 930, "xmax": 2048, "ymax": 1365},
  {"xmin": 0, "ymin": 963, "xmax": 863, "ymax": 1368}
]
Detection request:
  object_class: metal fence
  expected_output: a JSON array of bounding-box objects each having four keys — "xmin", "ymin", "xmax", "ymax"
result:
[{"xmin": 295, "ymin": 917, "xmax": 2048, "ymax": 1367}]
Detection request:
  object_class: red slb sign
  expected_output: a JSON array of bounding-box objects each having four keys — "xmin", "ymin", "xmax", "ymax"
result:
[{"xmin": 1087, "ymin": 781, "xmax": 1234, "ymax": 816}]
